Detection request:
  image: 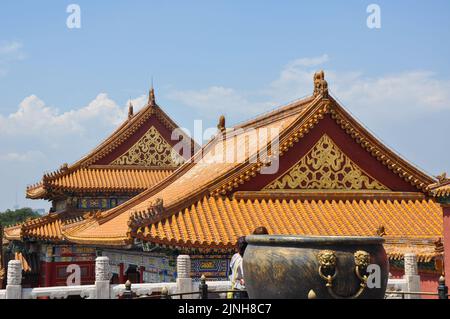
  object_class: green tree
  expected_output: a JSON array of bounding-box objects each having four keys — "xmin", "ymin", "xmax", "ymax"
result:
[{"xmin": 0, "ymin": 208, "xmax": 41, "ymax": 227}]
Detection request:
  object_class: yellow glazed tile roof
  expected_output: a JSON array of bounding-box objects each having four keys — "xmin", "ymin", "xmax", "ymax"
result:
[
  {"xmin": 63, "ymin": 210, "xmax": 134, "ymax": 245},
  {"xmin": 4, "ymin": 213, "xmax": 86, "ymax": 242},
  {"xmin": 27, "ymin": 167, "xmax": 174, "ymax": 198},
  {"xmin": 22, "ymin": 217, "xmax": 64, "ymax": 241},
  {"xmin": 3, "ymin": 224, "xmax": 22, "ymax": 241},
  {"xmin": 132, "ymin": 196, "xmax": 442, "ymax": 253},
  {"xmin": 385, "ymin": 241, "xmax": 439, "ymax": 263},
  {"xmin": 430, "ymin": 180, "xmax": 450, "ymax": 198}
]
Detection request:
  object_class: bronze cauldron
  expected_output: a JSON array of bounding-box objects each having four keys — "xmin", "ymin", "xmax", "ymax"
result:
[{"xmin": 243, "ymin": 235, "xmax": 389, "ymax": 299}]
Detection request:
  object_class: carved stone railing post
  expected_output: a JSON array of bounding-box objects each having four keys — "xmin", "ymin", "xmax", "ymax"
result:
[
  {"xmin": 403, "ymin": 253, "xmax": 421, "ymax": 299},
  {"xmin": 176, "ymin": 255, "xmax": 193, "ymax": 299},
  {"xmin": 95, "ymin": 256, "xmax": 111, "ymax": 299},
  {"xmin": 6, "ymin": 260, "xmax": 22, "ymax": 299}
]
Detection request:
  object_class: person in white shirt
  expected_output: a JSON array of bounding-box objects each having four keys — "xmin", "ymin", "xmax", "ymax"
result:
[{"xmin": 228, "ymin": 236, "xmax": 248, "ymax": 299}]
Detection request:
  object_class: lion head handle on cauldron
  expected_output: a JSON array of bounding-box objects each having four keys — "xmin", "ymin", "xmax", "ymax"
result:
[
  {"xmin": 316, "ymin": 249, "xmax": 372, "ymax": 299},
  {"xmin": 317, "ymin": 250, "xmax": 337, "ymax": 269},
  {"xmin": 354, "ymin": 250, "xmax": 370, "ymax": 269}
]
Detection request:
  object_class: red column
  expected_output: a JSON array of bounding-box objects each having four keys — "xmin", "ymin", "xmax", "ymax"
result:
[
  {"xmin": 443, "ymin": 205, "xmax": 450, "ymax": 279},
  {"xmin": 139, "ymin": 267, "xmax": 145, "ymax": 283},
  {"xmin": 44, "ymin": 262, "xmax": 52, "ymax": 287},
  {"xmin": 119, "ymin": 263, "xmax": 125, "ymax": 284}
]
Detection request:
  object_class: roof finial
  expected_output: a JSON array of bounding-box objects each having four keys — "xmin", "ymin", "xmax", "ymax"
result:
[
  {"xmin": 436, "ymin": 172, "xmax": 448, "ymax": 185},
  {"xmin": 217, "ymin": 115, "xmax": 226, "ymax": 133},
  {"xmin": 149, "ymin": 77, "xmax": 156, "ymax": 106},
  {"xmin": 313, "ymin": 70, "xmax": 328, "ymax": 97},
  {"xmin": 128, "ymin": 99, "xmax": 134, "ymax": 119}
]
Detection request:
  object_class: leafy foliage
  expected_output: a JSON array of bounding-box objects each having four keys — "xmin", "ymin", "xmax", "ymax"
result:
[{"xmin": 0, "ymin": 208, "xmax": 40, "ymax": 227}]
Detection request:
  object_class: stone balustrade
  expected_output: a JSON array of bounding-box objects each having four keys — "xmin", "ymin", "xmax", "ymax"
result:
[
  {"xmin": 0, "ymin": 253, "xmax": 427, "ymax": 299},
  {"xmin": 0, "ymin": 254, "xmax": 232, "ymax": 299},
  {"xmin": 385, "ymin": 253, "xmax": 422, "ymax": 299}
]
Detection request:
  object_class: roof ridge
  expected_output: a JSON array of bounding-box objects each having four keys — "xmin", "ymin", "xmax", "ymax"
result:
[
  {"xmin": 327, "ymin": 95, "xmax": 435, "ymax": 190},
  {"xmin": 232, "ymin": 95, "xmax": 315, "ymax": 131}
]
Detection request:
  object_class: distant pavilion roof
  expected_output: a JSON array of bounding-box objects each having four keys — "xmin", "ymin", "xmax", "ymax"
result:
[
  {"xmin": 26, "ymin": 87, "xmax": 198, "ymax": 200},
  {"xmin": 26, "ymin": 167, "xmax": 175, "ymax": 199}
]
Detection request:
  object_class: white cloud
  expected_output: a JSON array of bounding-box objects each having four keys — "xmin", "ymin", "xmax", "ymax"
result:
[
  {"xmin": 0, "ymin": 93, "xmax": 146, "ymax": 210},
  {"xmin": 168, "ymin": 86, "xmax": 272, "ymax": 118},
  {"xmin": 287, "ymin": 54, "xmax": 329, "ymax": 68},
  {"xmin": 332, "ymin": 71, "xmax": 450, "ymax": 116},
  {"xmin": 169, "ymin": 54, "xmax": 450, "ymax": 124},
  {"xmin": 0, "ymin": 41, "xmax": 26, "ymax": 76},
  {"xmin": 0, "ymin": 93, "xmax": 129, "ymax": 137},
  {"xmin": 0, "ymin": 151, "xmax": 46, "ymax": 162},
  {"xmin": 128, "ymin": 94, "xmax": 148, "ymax": 112}
]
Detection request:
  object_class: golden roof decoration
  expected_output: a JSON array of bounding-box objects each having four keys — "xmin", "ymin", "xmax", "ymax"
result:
[
  {"xmin": 313, "ymin": 70, "xmax": 328, "ymax": 97},
  {"xmin": 217, "ymin": 115, "xmax": 226, "ymax": 133},
  {"xmin": 128, "ymin": 101, "xmax": 134, "ymax": 119},
  {"xmin": 264, "ymin": 134, "xmax": 388, "ymax": 191},
  {"xmin": 376, "ymin": 225, "xmax": 386, "ymax": 237},
  {"xmin": 434, "ymin": 237, "xmax": 444, "ymax": 254},
  {"xmin": 111, "ymin": 126, "xmax": 184, "ymax": 167},
  {"xmin": 428, "ymin": 172, "xmax": 450, "ymax": 198}
]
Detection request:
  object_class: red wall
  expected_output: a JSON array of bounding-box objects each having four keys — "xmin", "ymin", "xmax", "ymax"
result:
[
  {"xmin": 443, "ymin": 206, "xmax": 450, "ymax": 279},
  {"xmin": 389, "ymin": 268, "xmax": 440, "ymax": 299},
  {"xmin": 39, "ymin": 261, "xmax": 95, "ymax": 287}
]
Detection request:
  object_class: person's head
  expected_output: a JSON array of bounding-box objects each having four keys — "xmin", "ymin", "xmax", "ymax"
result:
[
  {"xmin": 237, "ymin": 236, "xmax": 247, "ymax": 256},
  {"xmin": 252, "ymin": 226, "xmax": 269, "ymax": 235}
]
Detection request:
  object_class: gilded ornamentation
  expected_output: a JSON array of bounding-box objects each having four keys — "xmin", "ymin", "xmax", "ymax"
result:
[
  {"xmin": 434, "ymin": 238, "xmax": 444, "ymax": 254},
  {"xmin": 313, "ymin": 70, "xmax": 328, "ymax": 97},
  {"xmin": 354, "ymin": 250, "xmax": 370, "ymax": 269},
  {"xmin": 317, "ymin": 249, "xmax": 371, "ymax": 299},
  {"xmin": 264, "ymin": 134, "xmax": 388, "ymax": 191},
  {"xmin": 376, "ymin": 225, "xmax": 386, "ymax": 237},
  {"xmin": 111, "ymin": 126, "xmax": 184, "ymax": 166},
  {"xmin": 217, "ymin": 115, "xmax": 226, "ymax": 132},
  {"xmin": 435, "ymin": 172, "xmax": 449, "ymax": 185},
  {"xmin": 317, "ymin": 250, "xmax": 337, "ymax": 269}
]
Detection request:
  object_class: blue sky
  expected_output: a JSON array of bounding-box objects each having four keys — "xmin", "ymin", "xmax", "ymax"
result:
[{"xmin": 0, "ymin": 1, "xmax": 449, "ymax": 210}]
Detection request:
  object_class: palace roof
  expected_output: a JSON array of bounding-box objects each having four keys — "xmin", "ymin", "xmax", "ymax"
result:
[
  {"xmin": 4, "ymin": 211, "xmax": 86, "ymax": 242},
  {"xmin": 62, "ymin": 71, "xmax": 441, "ymax": 262},
  {"xmin": 3, "ymin": 224, "xmax": 22, "ymax": 241},
  {"xmin": 26, "ymin": 88, "xmax": 197, "ymax": 200},
  {"xmin": 428, "ymin": 174, "xmax": 450, "ymax": 198},
  {"xmin": 26, "ymin": 167, "xmax": 175, "ymax": 199},
  {"xmin": 129, "ymin": 193, "xmax": 442, "ymax": 262}
]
